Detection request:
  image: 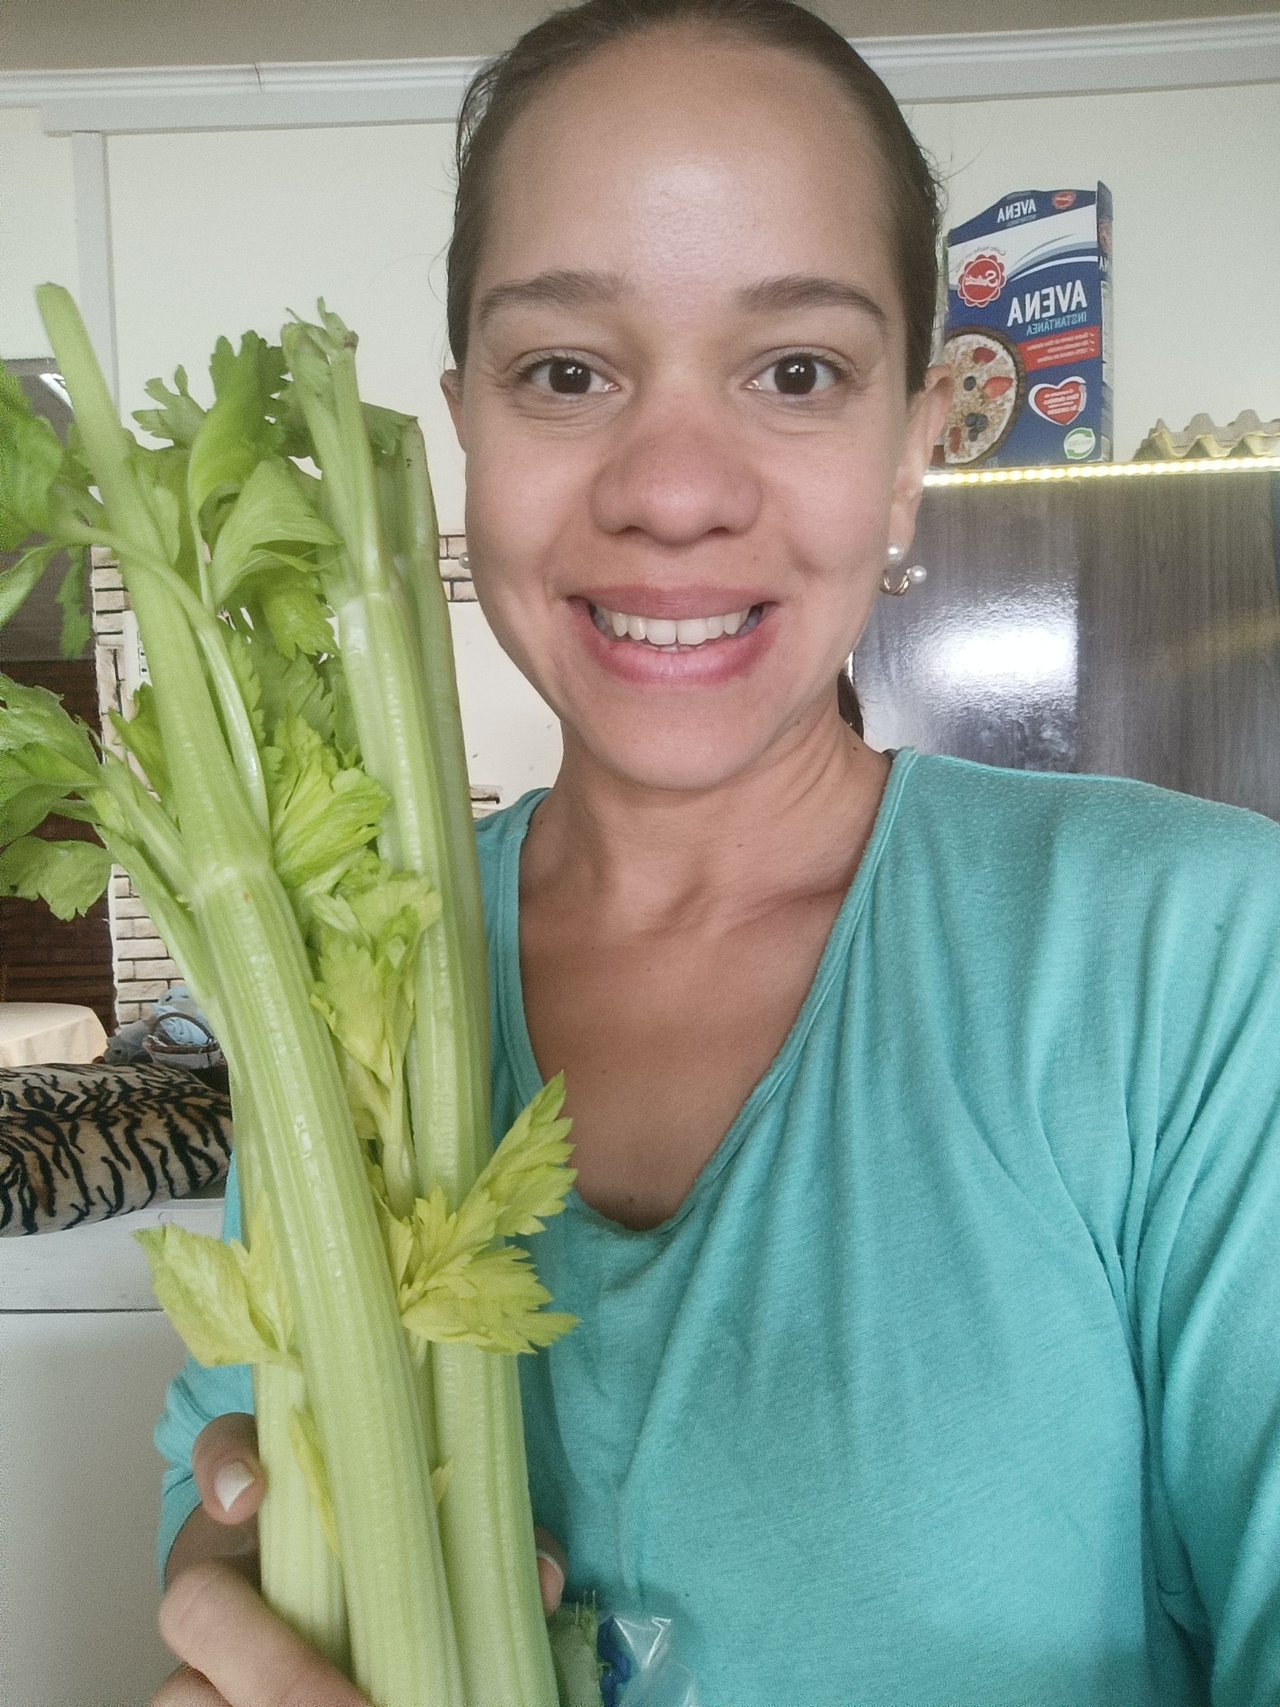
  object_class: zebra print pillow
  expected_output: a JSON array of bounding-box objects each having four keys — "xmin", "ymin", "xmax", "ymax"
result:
[{"xmin": 0, "ymin": 1061, "xmax": 232, "ymax": 1236}]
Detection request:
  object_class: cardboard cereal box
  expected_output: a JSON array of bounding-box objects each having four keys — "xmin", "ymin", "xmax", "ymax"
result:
[{"xmin": 941, "ymin": 185, "xmax": 1113, "ymax": 467}]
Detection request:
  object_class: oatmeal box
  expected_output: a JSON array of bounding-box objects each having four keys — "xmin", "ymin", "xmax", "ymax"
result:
[{"xmin": 940, "ymin": 185, "xmax": 1113, "ymax": 467}]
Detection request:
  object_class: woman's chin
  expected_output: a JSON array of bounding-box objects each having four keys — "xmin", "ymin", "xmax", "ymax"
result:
[{"xmin": 560, "ymin": 702, "xmax": 828, "ymax": 798}]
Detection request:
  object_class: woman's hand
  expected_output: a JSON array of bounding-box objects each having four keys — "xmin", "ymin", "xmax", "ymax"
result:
[
  {"xmin": 151, "ymin": 1412, "xmax": 362, "ymax": 1706},
  {"xmin": 152, "ymin": 1413, "xmax": 567, "ymax": 1706}
]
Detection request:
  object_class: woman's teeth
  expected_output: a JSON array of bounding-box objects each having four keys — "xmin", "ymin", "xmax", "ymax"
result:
[{"xmin": 590, "ymin": 604, "xmax": 763, "ymax": 650}]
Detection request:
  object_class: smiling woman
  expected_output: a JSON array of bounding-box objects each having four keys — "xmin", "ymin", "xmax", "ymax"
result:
[
  {"xmin": 151, "ymin": 4, "xmax": 1280, "ymax": 1706},
  {"xmin": 439, "ymin": 12, "xmax": 948, "ymax": 802}
]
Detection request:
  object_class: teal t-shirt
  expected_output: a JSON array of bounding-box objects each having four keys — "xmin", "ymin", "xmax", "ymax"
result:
[{"xmin": 156, "ymin": 750, "xmax": 1280, "ymax": 1706}]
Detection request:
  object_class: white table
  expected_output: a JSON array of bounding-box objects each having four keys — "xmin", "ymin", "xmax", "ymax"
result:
[
  {"xmin": 0, "ymin": 1002, "xmax": 108, "ymax": 1068},
  {"xmin": 0, "ymin": 1193, "xmax": 224, "ymax": 1706}
]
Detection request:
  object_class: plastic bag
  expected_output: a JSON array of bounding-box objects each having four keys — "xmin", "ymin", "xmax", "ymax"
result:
[
  {"xmin": 549, "ymin": 1604, "xmax": 700, "ymax": 1707},
  {"xmin": 598, "ymin": 1613, "xmax": 701, "ymax": 1707}
]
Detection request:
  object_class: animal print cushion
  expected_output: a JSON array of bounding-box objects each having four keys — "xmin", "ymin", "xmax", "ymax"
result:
[{"xmin": 0, "ymin": 1060, "xmax": 232, "ymax": 1235}]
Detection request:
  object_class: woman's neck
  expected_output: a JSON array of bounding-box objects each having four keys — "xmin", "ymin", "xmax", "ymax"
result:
[{"xmin": 521, "ymin": 714, "xmax": 892, "ymax": 933}]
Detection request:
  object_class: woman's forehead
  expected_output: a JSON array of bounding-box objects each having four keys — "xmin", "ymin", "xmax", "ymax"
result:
[{"xmin": 480, "ymin": 28, "xmax": 896, "ymax": 299}]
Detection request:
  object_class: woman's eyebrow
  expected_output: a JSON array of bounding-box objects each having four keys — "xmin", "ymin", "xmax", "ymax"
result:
[
  {"xmin": 474, "ymin": 268, "xmax": 887, "ymax": 331},
  {"xmin": 735, "ymin": 274, "xmax": 888, "ymax": 327},
  {"xmin": 476, "ymin": 268, "xmax": 629, "ymax": 330}
]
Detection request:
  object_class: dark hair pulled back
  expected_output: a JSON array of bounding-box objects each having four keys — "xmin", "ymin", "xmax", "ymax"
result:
[{"xmin": 446, "ymin": 0, "xmax": 942, "ymax": 395}]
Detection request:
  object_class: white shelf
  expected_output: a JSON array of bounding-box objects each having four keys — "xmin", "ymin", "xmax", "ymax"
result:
[{"xmin": 0, "ymin": 1190, "xmax": 225, "ymax": 1313}]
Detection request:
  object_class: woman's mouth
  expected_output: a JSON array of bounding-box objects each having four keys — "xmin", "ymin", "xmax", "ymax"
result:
[{"xmin": 587, "ymin": 601, "xmax": 767, "ymax": 652}]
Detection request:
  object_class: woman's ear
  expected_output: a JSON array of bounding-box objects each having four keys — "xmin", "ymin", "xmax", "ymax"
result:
[
  {"xmin": 888, "ymin": 363, "xmax": 951, "ymax": 547},
  {"xmin": 440, "ymin": 368, "xmax": 465, "ymax": 450}
]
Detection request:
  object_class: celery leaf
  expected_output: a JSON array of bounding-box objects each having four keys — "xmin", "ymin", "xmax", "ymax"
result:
[
  {"xmin": 109, "ymin": 683, "xmax": 170, "ymax": 803},
  {"xmin": 0, "ymin": 543, "xmax": 59, "ymax": 630},
  {"xmin": 394, "ymin": 1078, "xmax": 576, "ymax": 1353},
  {"xmin": 252, "ymin": 564, "xmax": 336, "ymax": 660},
  {"xmin": 0, "ymin": 672, "xmax": 101, "ymax": 774},
  {"xmin": 0, "ymin": 835, "xmax": 110, "ymax": 918},
  {"xmin": 311, "ymin": 932, "xmax": 392, "ymax": 1086},
  {"xmin": 134, "ymin": 365, "xmax": 205, "ymax": 448},
  {"xmin": 56, "ymin": 546, "xmax": 91, "ymax": 658},
  {"xmin": 397, "ymin": 1128, "xmax": 576, "ymax": 1355},
  {"xmin": 244, "ymin": 1201, "xmax": 296, "ymax": 1363},
  {"xmin": 310, "ymin": 866, "xmax": 440, "ymax": 1191},
  {"xmin": 0, "ymin": 753, "xmax": 85, "ymax": 842},
  {"xmin": 239, "ymin": 630, "xmax": 334, "ymax": 748},
  {"xmin": 478, "ymin": 1075, "xmax": 576, "ymax": 1238},
  {"xmin": 431, "ymin": 1461, "xmax": 455, "ymax": 1506},
  {"xmin": 209, "ymin": 457, "xmax": 339, "ymax": 607},
  {"xmin": 187, "ymin": 334, "xmax": 287, "ymax": 518},
  {"xmin": 264, "ymin": 715, "xmax": 387, "ymax": 896},
  {"xmin": 136, "ymin": 1223, "xmax": 299, "ymax": 1371},
  {"xmin": 401, "ymin": 1240, "xmax": 576, "ymax": 1354},
  {"xmin": 0, "ymin": 367, "xmax": 63, "ymax": 549}
]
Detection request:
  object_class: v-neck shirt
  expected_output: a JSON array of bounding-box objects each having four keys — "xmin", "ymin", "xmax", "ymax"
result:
[{"xmin": 157, "ymin": 749, "xmax": 1280, "ymax": 1705}]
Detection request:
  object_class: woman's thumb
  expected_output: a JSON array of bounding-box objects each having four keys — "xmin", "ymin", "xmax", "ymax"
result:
[{"xmin": 191, "ymin": 1412, "xmax": 264, "ymax": 1526}]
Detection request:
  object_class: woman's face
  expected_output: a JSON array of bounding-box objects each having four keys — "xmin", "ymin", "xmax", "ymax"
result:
[{"xmin": 444, "ymin": 28, "xmax": 949, "ymax": 794}]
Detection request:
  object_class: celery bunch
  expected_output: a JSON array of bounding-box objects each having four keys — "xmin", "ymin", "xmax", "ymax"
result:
[{"xmin": 0, "ymin": 287, "xmax": 595, "ymax": 1707}]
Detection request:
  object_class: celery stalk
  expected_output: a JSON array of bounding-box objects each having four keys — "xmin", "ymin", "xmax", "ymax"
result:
[
  {"xmin": 33, "ymin": 287, "xmax": 465, "ymax": 1707},
  {"xmin": 255, "ymin": 1360, "xmax": 348, "ymax": 1666},
  {"xmin": 236, "ymin": 1106, "xmax": 348, "ymax": 1673},
  {"xmin": 1, "ymin": 288, "xmax": 583, "ymax": 1707},
  {"xmin": 389, "ymin": 429, "xmax": 560, "ymax": 1707},
  {"xmin": 283, "ymin": 314, "xmax": 560, "ymax": 1707}
]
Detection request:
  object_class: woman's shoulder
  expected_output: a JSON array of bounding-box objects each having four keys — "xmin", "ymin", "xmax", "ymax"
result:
[
  {"xmin": 888, "ymin": 753, "xmax": 1280, "ymax": 1053},
  {"xmin": 889, "ymin": 751, "xmax": 1280, "ymax": 987},
  {"xmin": 473, "ymin": 789, "xmax": 547, "ymax": 865},
  {"xmin": 899, "ymin": 750, "xmax": 1280, "ymax": 891}
]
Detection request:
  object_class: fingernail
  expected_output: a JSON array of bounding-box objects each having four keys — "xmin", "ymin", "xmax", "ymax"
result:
[
  {"xmin": 536, "ymin": 1547, "xmax": 565, "ymax": 1596},
  {"xmin": 213, "ymin": 1460, "xmax": 255, "ymax": 1513}
]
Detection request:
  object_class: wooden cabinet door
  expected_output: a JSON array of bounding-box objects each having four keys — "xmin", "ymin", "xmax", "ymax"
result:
[
  {"xmin": 1076, "ymin": 473, "xmax": 1280, "ymax": 817},
  {"xmin": 854, "ymin": 471, "xmax": 1280, "ymax": 822}
]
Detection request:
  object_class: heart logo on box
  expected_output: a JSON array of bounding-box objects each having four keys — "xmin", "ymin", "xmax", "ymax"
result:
[{"xmin": 1030, "ymin": 377, "xmax": 1086, "ymax": 425}]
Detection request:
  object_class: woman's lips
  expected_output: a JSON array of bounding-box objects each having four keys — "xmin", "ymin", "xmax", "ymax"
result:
[{"xmin": 569, "ymin": 595, "xmax": 776, "ymax": 685}]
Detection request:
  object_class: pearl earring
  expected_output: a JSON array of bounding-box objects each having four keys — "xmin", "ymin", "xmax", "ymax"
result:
[{"xmin": 881, "ymin": 543, "xmax": 927, "ymax": 597}]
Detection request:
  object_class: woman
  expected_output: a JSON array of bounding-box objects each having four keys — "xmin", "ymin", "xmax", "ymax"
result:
[{"xmin": 152, "ymin": 3, "xmax": 1280, "ymax": 1703}]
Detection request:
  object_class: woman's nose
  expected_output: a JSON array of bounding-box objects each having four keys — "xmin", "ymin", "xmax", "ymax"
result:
[{"xmin": 589, "ymin": 398, "xmax": 762, "ymax": 545}]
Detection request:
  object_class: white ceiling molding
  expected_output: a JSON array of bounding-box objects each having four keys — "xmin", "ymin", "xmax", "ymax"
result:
[{"xmin": 2, "ymin": 17, "xmax": 1278, "ymax": 134}]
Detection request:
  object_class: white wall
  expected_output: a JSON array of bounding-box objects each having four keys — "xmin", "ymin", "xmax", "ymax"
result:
[
  {"xmin": 0, "ymin": 109, "xmax": 78, "ymax": 359},
  {"xmin": 2, "ymin": 78, "xmax": 1277, "ymax": 797},
  {"xmin": 908, "ymin": 81, "xmax": 1280, "ymax": 457},
  {"xmin": 108, "ymin": 122, "xmax": 468, "ymax": 530}
]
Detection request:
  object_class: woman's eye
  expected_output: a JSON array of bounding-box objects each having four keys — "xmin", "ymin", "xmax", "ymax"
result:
[
  {"xmin": 521, "ymin": 357, "xmax": 610, "ymax": 396},
  {"xmin": 751, "ymin": 355, "xmax": 842, "ymax": 397}
]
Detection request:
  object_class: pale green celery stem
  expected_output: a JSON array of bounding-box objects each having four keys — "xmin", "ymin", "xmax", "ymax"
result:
[
  {"xmin": 433, "ymin": 1344, "xmax": 558, "ymax": 1707},
  {"xmin": 238, "ymin": 1126, "xmax": 350, "ymax": 1675},
  {"xmin": 382, "ymin": 425, "xmax": 558, "ymax": 1707},
  {"xmin": 37, "ymin": 288, "xmax": 264, "ymax": 835},
  {"xmin": 291, "ymin": 340, "xmax": 485, "ymax": 1193},
  {"xmin": 378, "ymin": 1063, "xmax": 416, "ymax": 1221},
  {"xmin": 179, "ymin": 865, "xmax": 464, "ymax": 1707},
  {"xmin": 41, "ymin": 287, "xmax": 462, "ymax": 1707},
  {"xmin": 390, "ymin": 422, "xmax": 491, "ymax": 1167},
  {"xmin": 94, "ymin": 759, "xmax": 190, "ymax": 897},
  {"xmin": 289, "ymin": 331, "xmax": 558, "ymax": 1706},
  {"xmin": 104, "ymin": 837, "xmax": 217, "ymax": 1013},
  {"xmin": 256, "ymin": 1361, "xmax": 349, "ymax": 1665},
  {"xmin": 127, "ymin": 553, "xmax": 269, "ymax": 833}
]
